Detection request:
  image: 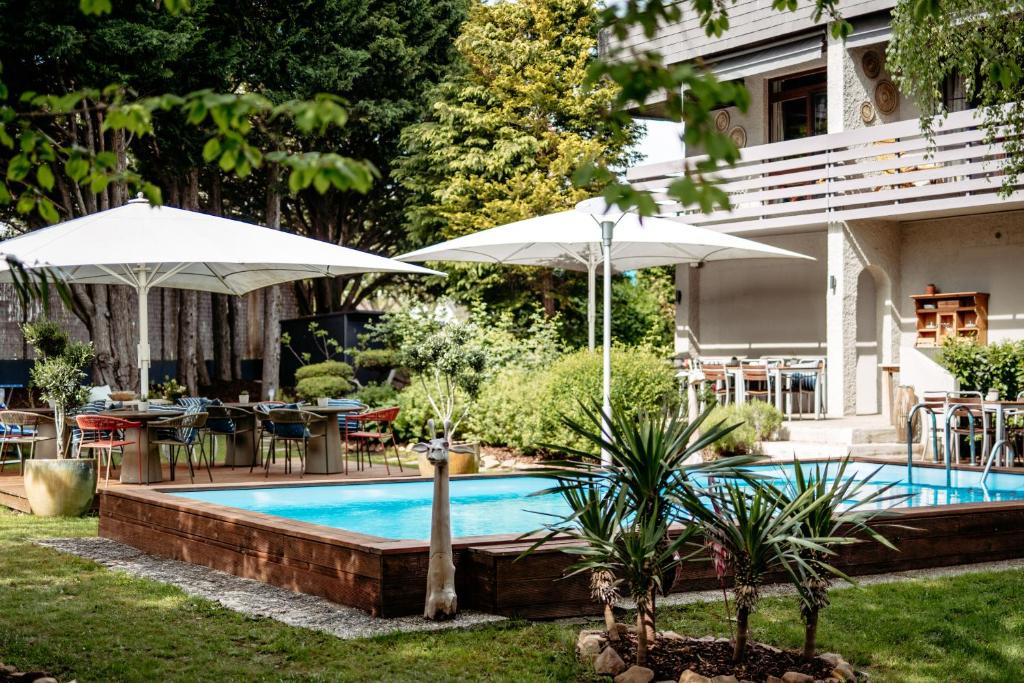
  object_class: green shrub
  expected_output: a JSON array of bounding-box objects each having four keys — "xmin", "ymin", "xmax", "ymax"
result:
[
  {"xmin": 535, "ymin": 347, "xmax": 680, "ymax": 455},
  {"xmin": 22, "ymin": 319, "xmax": 70, "ymax": 359},
  {"xmin": 294, "ymin": 375, "xmax": 353, "ymax": 401},
  {"xmin": 294, "ymin": 360, "xmax": 353, "ymax": 382},
  {"xmin": 465, "ymin": 367, "xmax": 546, "ymax": 453},
  {"xmin": 938, "ymin": 337, "xmax": 1024, "ymax": 399},
  {"xmin": 351, "ymin": 381, "xmax": 398, "ymax": 408},
  {"xmin": 353, "ymin": 349, "xmax": 399, "ymax": 369},
  {"xmin": 703, "ymin": 401, "xmax": 784, "ymax": 457}
]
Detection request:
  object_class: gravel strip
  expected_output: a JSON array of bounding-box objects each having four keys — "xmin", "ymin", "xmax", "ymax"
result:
[{"xmin": 35, "ymin": 537, "xmax": 506, "ymax": 640}]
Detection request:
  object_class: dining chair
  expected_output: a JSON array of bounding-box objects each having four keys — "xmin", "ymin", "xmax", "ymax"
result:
[
  {"xmin": 260, "ymin": 409, "xmax": 327, "ymax": 478},
  {"xmin": 347, "ymin": 407, "xmax": 402, "ymax": 475},
  {"xmin": 253, "ymin": 401, "xmax": 288, "ymax": 467},
  {"xmin": 149, "ymin": 410, "xmax": 211, "ymax": 483},
  {"xmin": 205, "ymin": 405, "xmax": 257, "ymax": 469},
  {"xmin": 698, "ymin": 362, "xmax": 732, "ymax": 407},
  {"xmin": 75, "ymin": 415, "xmax": 143, "ymax": 488},
  {"xmin": 944, "ymin": 391, "xmax": 989, "ymax": 465},
  {"xmin": 0, "ymin": 410, "xmax": 55, "ymax": 474},
  {"xmin": 740, "ymin": 361, "xmax": 771, "ymax": 404}
]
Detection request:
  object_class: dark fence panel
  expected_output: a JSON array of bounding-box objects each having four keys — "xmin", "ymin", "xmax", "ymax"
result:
[{"xmin": 278, "ymin": 310, "xmax": 384, "ymax": 388}]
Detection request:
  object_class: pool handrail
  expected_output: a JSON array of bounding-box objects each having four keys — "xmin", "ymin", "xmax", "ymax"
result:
[{"xmin": 906, "ymin": 401, "xmax": 941, "ymax": 484}]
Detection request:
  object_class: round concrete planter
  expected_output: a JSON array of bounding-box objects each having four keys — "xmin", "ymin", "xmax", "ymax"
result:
[
  {"xmin": 24, "ymin": 459, "xmax": 97, "ymax": 517},
  {"xmin": 417, "ymin": 442, "xmax": 480, "ymax": 477}
]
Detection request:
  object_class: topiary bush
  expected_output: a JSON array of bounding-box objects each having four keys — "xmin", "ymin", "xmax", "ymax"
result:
[
  {"xmin": 535, "ymin": 346, "xmax": 680, "ymax": 456},
  {"xmin": 295, "ymin": 375, "xmax": 353, "ymax": 401},
  {"xmin": 294, "ymin": 360, "xmax": 354, "ymax": 382},
  {"xmin": 353, "ymin": 349, "xmax": 399, "ymax": 370}
]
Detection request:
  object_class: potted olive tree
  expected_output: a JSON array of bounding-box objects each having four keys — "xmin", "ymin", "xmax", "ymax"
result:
[
  {"xmin": 402, "ymin": 322, "xmax": 486, "ymax": 476},
  {"xmin": 21, "ymin": 320, "xmax": 97, "ymax": 516}
]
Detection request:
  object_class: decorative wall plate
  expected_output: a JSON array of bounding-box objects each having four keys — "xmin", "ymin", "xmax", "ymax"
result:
[
  {"xmin": 861, "ymin": 50, "xmax": 882, "ymax": 79},
  {"xmin": 874, "ymin": 80, "xmax": 899, "ymax": 114},
  {"xmin": 860, "ymin": 100, "xmax": 876, "ymax": 123},
  {"xmin": 714, "ymin": 109, "xmax": 731, "ymax": 133},
  {"xmin": 729, "ymin": 126, "xmax": 747, "ymax": 148}
]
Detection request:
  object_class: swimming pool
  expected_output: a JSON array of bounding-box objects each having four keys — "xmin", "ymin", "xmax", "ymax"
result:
[{"xmin": 170, "ymin": 462, "xmax": 1024, "ymax": 541}]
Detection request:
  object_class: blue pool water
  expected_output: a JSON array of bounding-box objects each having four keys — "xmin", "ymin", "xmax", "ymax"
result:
[{"xmin": 171, "ymin": 462, "xmax": 1024, "ymax": 541}]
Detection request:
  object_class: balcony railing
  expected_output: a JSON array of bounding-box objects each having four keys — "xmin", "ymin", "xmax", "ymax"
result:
[{"xmin": 627, "ymin": 108, "xmax": 1023, "ymax": 234}]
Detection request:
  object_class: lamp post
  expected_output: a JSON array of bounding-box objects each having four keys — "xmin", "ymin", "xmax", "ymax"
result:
[{"xmin": 600, "ymin": 219, "xmax": 614, "ymax": 467}]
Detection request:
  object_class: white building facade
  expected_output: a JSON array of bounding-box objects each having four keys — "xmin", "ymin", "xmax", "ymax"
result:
[{"xmin": 622, "ymin": 1, "xmax": 1024, "ymax": 417}]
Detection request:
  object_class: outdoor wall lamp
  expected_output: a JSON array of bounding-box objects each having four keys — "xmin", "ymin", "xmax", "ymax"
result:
[{"xmin": 829, "ymin": 275, "xmax": 837, "ymax": 294}]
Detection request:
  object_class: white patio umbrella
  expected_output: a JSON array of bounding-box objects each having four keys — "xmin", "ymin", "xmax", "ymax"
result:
[
  {"xmin": 0, "ymin": 196, "xmax": 443, "ymax": 393},
  {"xmin": 398, "ymin": 198, "xmax": 812, "ymax": 464}
]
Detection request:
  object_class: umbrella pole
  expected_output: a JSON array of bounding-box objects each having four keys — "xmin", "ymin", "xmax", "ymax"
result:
[
  {"xmin": 137, "ymin": 268, "xmax": 151, "ymax": 397},
  {"xmin": 587, "ymin": 254, "xmax": 597, "ymax": 351},
  {"xmin": 600, "ymin": 220, "xmax": 614, "ymax": 467}
]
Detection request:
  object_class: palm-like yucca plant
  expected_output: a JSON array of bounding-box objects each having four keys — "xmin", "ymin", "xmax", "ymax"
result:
[
  {"xmin": 775, "ymin": 458, "xmax": 903, "ymax": 659},
  {"xmin": 556, "ymin": 490, "xmax": 693, "ymax": 667},
  {"xmin": 685, "ymin": 479, "xmax": 813, "ymax": 663},
  {"xmin": 523, "ymin": 402, "xmax": 754, "ymax": 648}
]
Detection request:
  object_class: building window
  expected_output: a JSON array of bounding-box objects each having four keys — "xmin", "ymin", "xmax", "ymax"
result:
[
  {"xmin": 942, "ymin": 72, "xmax": 980, "ymax": 112},
  {"xmin": 769, "ymin": 69, "xmax": 828, "ymax": 142}
]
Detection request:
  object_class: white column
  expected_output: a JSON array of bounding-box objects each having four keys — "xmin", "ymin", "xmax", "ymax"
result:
[
  {"xmin": 826, "ymin": 223, "xmax": 858, "ymax": 416},
  {"xmin": 674, "ymin": 264, "xmax": 701, "ymax": 358},
  {"xmin": 826, "ymin": 26, "xmax": 846, "ymax": 134}
]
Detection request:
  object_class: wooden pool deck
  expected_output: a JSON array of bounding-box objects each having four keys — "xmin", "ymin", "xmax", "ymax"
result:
[{"xmin": 0, "ymin": 459, "xmax": 418, "ymax": 514}]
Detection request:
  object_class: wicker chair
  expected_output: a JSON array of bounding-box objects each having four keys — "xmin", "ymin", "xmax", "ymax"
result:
[
  {"xmin": 347, "ymin": 407, "xmax": 402, "ymax": 475},
  {"xmin": 258, "ymin": 409, "xmax": 327, "ymax": 478},
  {"xmin": 75, "ymin": 415, "xmax": 143, "ymax": 488},
  {"xmin": 206, "ymin": 405, "xmax": 257, "ymax": 469},
  {"xmin": 149, "ymin": 411, "xmax": 211, "ymax": 483},
  {"xmin": 0, "ymin": 410, "xmax": 55, "ymax": 474}
]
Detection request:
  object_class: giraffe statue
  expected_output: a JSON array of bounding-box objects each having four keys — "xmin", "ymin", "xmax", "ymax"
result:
[{"xmin": 410, "ymin": 419, "xmax": 475, "ymax": 620}]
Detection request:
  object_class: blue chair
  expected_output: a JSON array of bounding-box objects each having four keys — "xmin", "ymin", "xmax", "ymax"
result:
[
  {"xmin": 259, "ymin": 408, "xmax": 327, "ymax": 477},
  {"xmin": 205, "ymin": 404, "xmax": 257, "ymax": 469},
  {"xmin": 149, "ymin": 403, "xmax": 211, "ymax": 482}
]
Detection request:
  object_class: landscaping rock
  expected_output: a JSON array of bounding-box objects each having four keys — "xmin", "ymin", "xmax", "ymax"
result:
[
  {"xmin": 660, "ymin": 630, "xmax": 686, "ymax": 641},
  {"xmin": 679, "ymin": 670, "xmax": 711, "ymax": 683},
  {"xmin": 594, "ymin": 647, "xmax": 627, "ymax": 676},
  {"xmin": 32, "ymin": 678, "xmax": 58, "ymax": 683},
  {"xmin": 831, "ymin": 663, "xmax": 856, "ymax": 682},
  {"xmin": 710, "ymin": 676, "xmax": 739, "ymax": 683},
  {"xmin": 781, "ymin": 673, "xmax": 815, "ymax": 683},
  {"xmin": 577, "ymin": 632, "xmax": 606, "ymax": 660},
  {"xmin": 766, "ymin": 677, "xmax": 783, "ymax": 683},
  {"xmin": 614, "ymin": 665, "xmax": 655, "ymax": 683},
  {"xmin": 818, "ymin": 653, "xmax": 842, "ymax": 667}
]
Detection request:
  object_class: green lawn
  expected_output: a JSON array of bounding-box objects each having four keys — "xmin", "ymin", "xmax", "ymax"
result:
[{"xmin": 1, "ymin": 509, "xmax": 1023, "ymax": 682}]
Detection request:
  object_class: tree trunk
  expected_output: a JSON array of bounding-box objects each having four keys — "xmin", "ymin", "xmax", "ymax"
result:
[
  {"xmin": 230, "ymin": 296, "xmax": 246, "ymax": 380},
  {"xmin": 803, "ymin": 607, "xmax": 819, "ymax": 659},
  {"xmin": 604, "ymin": 604, "xmax": 619, "ymax": 642},
  {"xmin": 635, "ymin": 606, "xmax": 648, "ymax": 667},
  {"xmin": 645, "ymin": 589, "xmax": 657, "ymax": 645},
  {"xmin": 261, "ymin": 169, "xmax": 282, "ymax": 399},
  {"xmin": 177, "ymin": 290, "xmax": 199, "ymax": 395},
  {"xmin": 424, "ymin": 459, "xmax": 458, "ymax": 619},
  {"xmin": 733, "ymin": 605, "xmax": 750, "ymax": 663},
  {"xmin": 212, "ymin": 294, "xmax": 232, "ymax": 382}
]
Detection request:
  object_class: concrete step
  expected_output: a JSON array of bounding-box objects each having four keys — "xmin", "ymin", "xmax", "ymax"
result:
[
  {"xmin": 780, "ymin": 422, "xmax": 901, "ymax": 445},
  {"xmin": 760, "ymin": 439, "xmax": 922, "ymax": 460}
]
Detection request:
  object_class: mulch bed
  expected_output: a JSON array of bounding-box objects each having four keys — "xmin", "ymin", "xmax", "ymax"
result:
[{"xmin": 611, "ymin": 634, "xmax": 836, "ymax": 682}]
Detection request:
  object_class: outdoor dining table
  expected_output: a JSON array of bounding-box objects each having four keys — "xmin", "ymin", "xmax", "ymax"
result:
[
  {"xmin": 981, "ymin": 401, "xmax": 1024, "ymax": 468},
  {"xmin": 102, "ymin": 408, "xmax": 185, "ymax": 484},
  {"xmin": 224, "ymin": 402, "xmax": 364, "ymax": 475}
]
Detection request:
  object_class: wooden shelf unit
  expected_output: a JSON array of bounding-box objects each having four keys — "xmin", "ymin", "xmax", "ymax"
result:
[{"xmin": 911, "ymin": 291, "xmax": 989, "ymax": 348}]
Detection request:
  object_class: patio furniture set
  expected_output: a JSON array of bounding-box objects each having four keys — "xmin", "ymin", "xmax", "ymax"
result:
[
  {"xmin": 0, "ymin": 397, "xmax": 403, "ymax": 486},
  {"xmin": 909, "ymin": 390, "xmax": 1024, "ymax": 472},
  {"xmin": 683, "ymin": 357, "xmax": 827, "ymax": 419}
]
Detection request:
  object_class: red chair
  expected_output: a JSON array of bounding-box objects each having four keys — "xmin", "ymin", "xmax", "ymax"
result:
[
  {"xmin": 347, "ymin": 407, "xmax": 402, "ymax": 475},
  {"xmin": 75, "ymin": 415, "xmax": 143, "ymax": 488}
]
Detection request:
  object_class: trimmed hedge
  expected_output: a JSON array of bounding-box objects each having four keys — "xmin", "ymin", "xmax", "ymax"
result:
[
  {"xmin": 294, "ymin": 360, "xmax": 353, "ymax": 381},
  {"xmin": 294, "ymin": 360, "xmax": 354, "ymax": 400}
]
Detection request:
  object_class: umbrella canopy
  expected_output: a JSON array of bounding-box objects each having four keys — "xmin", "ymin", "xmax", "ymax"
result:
[
  {"xmin": 399, "ymin": 198, "xmax": 813, "ymax": 465},
  {"xmin": 398, "ymin": 201, "xmax": 812, "ymax": 349},
  {"xmin": 0, "ymin": 196, "xmax": 443, "ymax": 392}
]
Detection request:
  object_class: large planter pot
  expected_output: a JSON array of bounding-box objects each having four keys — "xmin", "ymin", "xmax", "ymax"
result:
[
  {"xmin": 417, "ymin": 442, "xmax": 480, "ymax": 477},
  {"xmin": 23, "ymin": 459, "xmax": 97, "ymax": 517}
]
